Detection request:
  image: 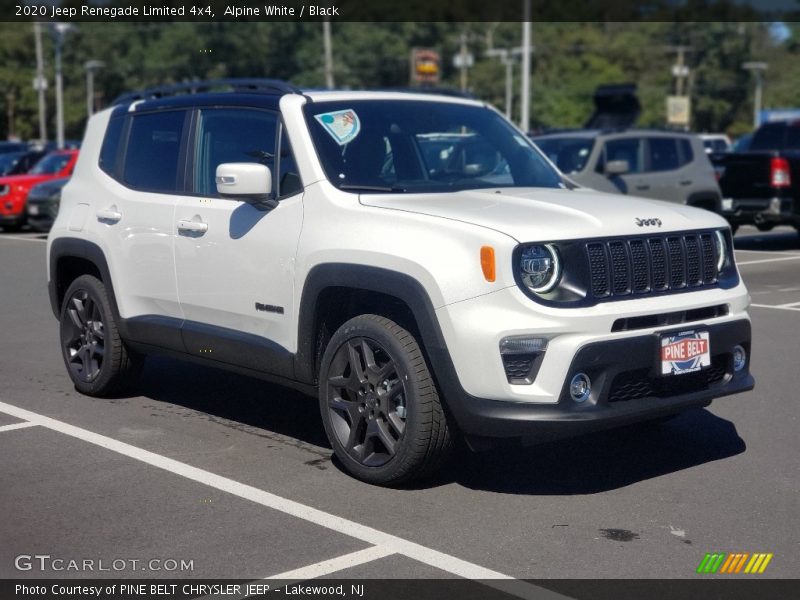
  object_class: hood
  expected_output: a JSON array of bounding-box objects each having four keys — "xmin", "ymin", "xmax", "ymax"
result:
[{"xmin": 359, "ymin": 187, "xmax": 727, "ymax": 242}]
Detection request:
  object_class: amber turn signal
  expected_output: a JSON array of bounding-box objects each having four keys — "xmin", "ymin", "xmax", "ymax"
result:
[{"xmin": 480, "ymin": 246, "xmax": 496, "ymax": 282}]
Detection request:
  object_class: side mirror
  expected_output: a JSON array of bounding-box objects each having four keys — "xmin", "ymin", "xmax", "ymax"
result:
[
  {"xmin": 605, "ymin": 159, "xmax": 630, "ymax": 176},
  {"xmin": 216, "ymin": 163, "xmax": 276, "ymax": 209}
]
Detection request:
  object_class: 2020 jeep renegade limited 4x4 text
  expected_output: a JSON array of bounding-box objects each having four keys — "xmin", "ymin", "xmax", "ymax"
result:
[{"xmin": 47, "ymin": 80, "xmax": 754, "ymax": 485}]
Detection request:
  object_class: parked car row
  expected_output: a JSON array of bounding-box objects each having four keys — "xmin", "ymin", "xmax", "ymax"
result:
[{"xmin": 0, "ymin": 142, "xmax": 77, "ymax": 232}]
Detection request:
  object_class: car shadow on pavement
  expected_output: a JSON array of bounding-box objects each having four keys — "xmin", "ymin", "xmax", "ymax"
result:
[
  {"xmin": 135, "ymin": 357, "xmax": 745, "ymax": 494},
  {"xmin": 136, "ymin": 356, "xmax": 331, "ymax": 449},
  {"xmin": 439, "ymin": 408, "xmax": 746, "ymax": 495}
]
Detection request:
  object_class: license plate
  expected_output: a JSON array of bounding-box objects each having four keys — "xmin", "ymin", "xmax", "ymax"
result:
[
  {"xmin": 661, "ymin": 331, "xmax": 711, "ymax": 376},
  {"xmin": 721, "ymin": 198, "xmax": 733, "ymax": 211},
  {"xmin": 28, "ymin": 205, "xmax": 39, "ymax": 215}
]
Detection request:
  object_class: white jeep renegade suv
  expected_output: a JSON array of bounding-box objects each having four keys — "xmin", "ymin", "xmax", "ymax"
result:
[{"xmin": 47, "ymin": 80, "xmax": 754, "ymax": 485}]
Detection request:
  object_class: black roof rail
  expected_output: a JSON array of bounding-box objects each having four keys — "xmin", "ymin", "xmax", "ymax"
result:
[{"xmin": 112, "ymin": 78, "xmax": 302, "ymax": 106}]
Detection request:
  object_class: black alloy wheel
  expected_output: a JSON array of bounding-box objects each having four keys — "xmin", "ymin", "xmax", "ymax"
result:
[
  {"xmin": 326, "ymin": 336, "xmax": 407, "ymax": 467},
  {"xmin": 319, "ymin": 314, "xmax": 453, "ymax": 485},
  {"xmin": 59, "ymin": 275, "xmax": 142, "ymax": 396}
]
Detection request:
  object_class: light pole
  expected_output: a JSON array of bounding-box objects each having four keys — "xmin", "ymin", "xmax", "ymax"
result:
[
  {"xmin": 34, "ymin": 23, "xmax": 47, "ymax": 143},
  {"xmin": 50, "ymin": 22, "xmax": 74, "ymax": 150},
  {"xmin": 84, "ymin": 60, "xmax": 105, "ymax": 118},
  {"xmin": 520, "ymin": 0, "xmax": 532, "ymax": 132},
  {"xmin": 486, "ymin": 48, "xmax": 514, "ymax": 120},
  {"xmin": 322, "ymin": 20, "xmax": 334, "ymax": 88},
  {"xmin": 742, "ymin": 61, "xmax": 768, "ymax": 128}
]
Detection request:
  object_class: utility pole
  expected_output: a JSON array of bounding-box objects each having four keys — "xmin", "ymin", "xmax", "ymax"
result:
[
  {"xmin": 668, "ymin": 45, "xmax": 691, "ymax": 96},
  {"xmin": 520, "ymin": 0, "xmax": 532, "ymax": 132},
  {"xmin": 84, "ymin": 60, "xmax": 105, "ymax": 119},
  {"xmin": 742, "ymin": 61, "xmax": 767, "ymax": 128},
  {"xmin": 322, "ymin": 20, "xmax": 334, "ymax": 88},
  {"xmin": 51, "ymin": 23, "xmax": 73, "ymax": 150},
  {"xmin": 666, "ymin": 44, "xmax": 692, "ymax": 130},
  {"xmin": 486, "ymin": 47, "xmax": 514, "ymax": 120},
  {"xmin": 34, "ymin": 23, "xmax": 47, "ymax": 143},
  {"xmin": 459, "ymin": 32, "xmax": 469, "ymax": 92}
]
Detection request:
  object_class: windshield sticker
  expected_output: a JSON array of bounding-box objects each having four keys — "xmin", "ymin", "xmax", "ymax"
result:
[{"xmin": 314, "ymin": 109, "xmax": 361, "ymax": 146}]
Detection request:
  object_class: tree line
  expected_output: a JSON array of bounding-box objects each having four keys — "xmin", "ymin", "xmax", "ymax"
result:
[{"xmin": 1, "ymin": 21, "xmax": 798, "ymax": 141}]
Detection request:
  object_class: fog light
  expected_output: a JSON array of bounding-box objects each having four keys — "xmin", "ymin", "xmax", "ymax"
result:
[
  {"xmin": 732, "ymin": 345, "xmax": 747, "ymax": 372},
  {"xmin": 569, "ymin": 372, "xmax": 591, "ymax": 403}
]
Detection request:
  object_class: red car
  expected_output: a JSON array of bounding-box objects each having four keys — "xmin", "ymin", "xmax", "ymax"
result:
[{"xmin": 0, "ymin": 149, "xmax": 78, "ymax": 230}]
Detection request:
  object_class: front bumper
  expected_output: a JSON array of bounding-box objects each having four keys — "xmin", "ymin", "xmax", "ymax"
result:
[{"xmin": 441, "ymin": 319, "xmax": 753, "ymax": 442}]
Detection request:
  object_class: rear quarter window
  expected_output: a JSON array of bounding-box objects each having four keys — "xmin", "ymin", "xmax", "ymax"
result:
[
  {"xmin": 99, "ymin": 115, "xmax": 125, "ymax": 177},
  {"xmin": 122, "ymin": 110, "xmax": 187, "ymax": 193}
]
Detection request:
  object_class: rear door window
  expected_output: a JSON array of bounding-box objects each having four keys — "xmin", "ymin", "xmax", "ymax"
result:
[{"xmin": 646, "ymin": 138, "xmax": 680, "ymax": 172}]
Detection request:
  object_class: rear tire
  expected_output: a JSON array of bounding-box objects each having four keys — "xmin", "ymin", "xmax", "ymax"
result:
[
  {"xmin": 59, "ymin": 275, "xmax": 143, "ymax": 397},
  {"xmin": 319, "ymin": 314, "xmax": 453, "ymax": 486}
]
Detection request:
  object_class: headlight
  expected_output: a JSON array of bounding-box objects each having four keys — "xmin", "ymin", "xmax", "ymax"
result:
[
  {"xmin": 520, "ymin": 244, "xmax": 561, "ymax": 293},
  {"xmin": 714, "ymin": 230, "xmax": 728, "ymax": 272}
]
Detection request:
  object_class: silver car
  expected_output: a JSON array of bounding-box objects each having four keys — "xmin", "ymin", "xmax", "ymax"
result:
[{"xmin": 533, "ymin": 129, "xmax": 722, "ymax": 212}]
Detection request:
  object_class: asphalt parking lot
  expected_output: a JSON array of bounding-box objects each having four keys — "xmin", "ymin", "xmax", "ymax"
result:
[{"xmin": 0, "ymin": 225, "xmax": 797, "ymax": 590}]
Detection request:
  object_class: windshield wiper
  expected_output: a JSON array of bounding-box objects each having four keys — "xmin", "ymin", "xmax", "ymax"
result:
[{"xmin": 338, "ymin": 184, "xmax": 407, "ymax": 193}]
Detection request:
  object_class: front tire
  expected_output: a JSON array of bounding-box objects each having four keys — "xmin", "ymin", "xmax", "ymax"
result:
[
  {"xmin": 59, "ymin": 275, "xmax": 142, "ymax": 396},
  {"xmin": 319, "ymin": 315, "xmax": 453, "ymax": 486}
]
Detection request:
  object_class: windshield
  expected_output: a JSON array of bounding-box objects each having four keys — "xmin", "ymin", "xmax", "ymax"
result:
[
  {"xmin": 0, "ymin": 152, "xmax": 23, "ymax": 176},
  {"xmin": 30, "ymin": 153, "xmax": 71, "ymax": 175},
  {"xmin": 533, "ymin": 137, "xmax": 595, "ymax": 173},
  {"xmin": 304, "ymin": 100, "xmax": 562, "ymax": 193}
]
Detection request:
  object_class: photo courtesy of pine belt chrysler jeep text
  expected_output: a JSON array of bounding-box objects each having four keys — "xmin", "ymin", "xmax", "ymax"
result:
[{"xmin": 46, "ymin": 79, "xmax": 754, "ymax": 485}]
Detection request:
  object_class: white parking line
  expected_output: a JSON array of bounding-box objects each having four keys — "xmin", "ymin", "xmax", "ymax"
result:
[
  {"xmin": 0, "ymin": 421, "xmax": 37, "ymax": 433},
  {"xmin": 736, "ymin": 255, "xmax": 800, "ymax": 266},
  {"xmin": 0, "ymin": 400, "xmax": 566, "ymax": 600},
  {"xmin": 0, "ymin": 235, "xmax": 47, "ymax": 243},
  {"xmin": 750, "ymin": 304, "xmax": 800, "ymax": 312},
  {"xmin": 265, "ymin": 546, "xmax": 394, "ymax": 582},
  {"xmin": 734, "ymin": 249, "xmax": 800, "ymax": 256}
]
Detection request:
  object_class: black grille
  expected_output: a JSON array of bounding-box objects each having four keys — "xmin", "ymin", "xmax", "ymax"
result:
[
  {"xmin": 667, "ymin": 237, "xmax": 685, "ymax": 288},
  {"xmin": 587, "ymin": 244, "xmax": 609, "ymax": 297},
  {"xmin": 503, "ymin": 356, "xmax": 534, "ymax": 380},
  {"xmin": 701, "ymin": 234, "xmax": 717, "ymax": 282},
  {"xmin": 586, "ymin": 232, "xmax": 719, "ymax": 299},
  {"xmin": 607, "ymin": 355, "xmax": 728, "ymax": 403}
]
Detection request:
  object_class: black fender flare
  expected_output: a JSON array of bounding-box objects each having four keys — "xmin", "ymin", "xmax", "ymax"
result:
[
  {"xmin": 294, "ymin": 263, "xmax": 458, "ymax": 390},
  {"xmin": 48, "ymin": 238, "xmax": 121, "ymax": 325}
]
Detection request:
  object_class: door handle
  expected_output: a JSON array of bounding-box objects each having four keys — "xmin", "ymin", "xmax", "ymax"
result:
[
  {"xmin": 679, "ymin": 180, "xmax": 693, "ymax": 186},
  {"xmin": 177, "ymin": 218, "xmax": 208, "ymax": 234},
  {"xmin": 635, "ymin": 185, "xmax": 650, "ymax": 191},
  {"xmin": 96, "ymin": 207, "xmax": 122, "ymax": 223}
]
